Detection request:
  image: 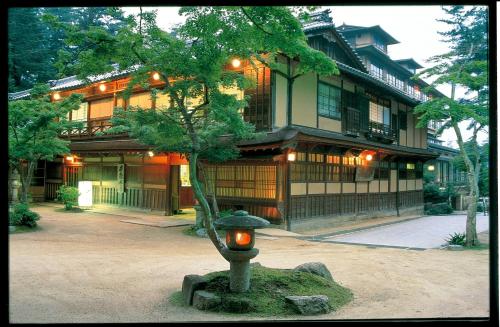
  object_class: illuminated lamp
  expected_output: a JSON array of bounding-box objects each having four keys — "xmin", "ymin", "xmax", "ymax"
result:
[
  {"xmin": 215, "ymin": 210, "xmax": 270, "ymax": 292},
  {"xmin": 428, "ymin": 165, "xmax": 435, "ymax": 171},
  {"xmin": 65, "ymin": 156, "xmax": 74, "ymax": 163},
  {"xmin": 366, "ymin": 154, "xmax": 373, "ymax": 161},
  {"xmin": 99, "ymin": 84, "xmax": 107, "ymax": 92},
  {"xmin": 287, "ymin": 152, "xmax": 296, "ymax": 162},
  {"xmin": 53, "ymin": 93, "xmax": 61, "ymax": 101},
  {"xmin": 147, "ymin": 151, "xmax": 154, "ymax": 157},
  {"xmin": 231, "ymin": 58, "xmax": 241, "ymax": 68},
  {"xmin": 152, "ymin": 72, "xmax": 161, "ymax": 80}
]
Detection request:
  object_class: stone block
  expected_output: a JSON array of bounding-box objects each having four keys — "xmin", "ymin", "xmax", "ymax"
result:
[
  {"xmin": 182, "ymin": 274, "xmax": 207, "ymax": 305},
  {"xmin": 192, "ymin": 290, "xmax": 221, "ymax": 310},
  {"xmin": 285, "ymin": 295, "xmax": 330, "ymax": 315},
  {"xmin": 293, "ymin": 262, "xmax": 333, "ymax": 281}
]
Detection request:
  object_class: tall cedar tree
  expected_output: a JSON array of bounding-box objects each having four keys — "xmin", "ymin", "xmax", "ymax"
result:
[
  {"xmin": 414, "ymin": 6, "xmax": 488, "ymax": 246},
  {"xmin": 51, "ymin": 6, "xmax": 338, "ymax": 257},
  {"xmin": 8, "ymin": 7, "xmax": 127, "ymax": 92}
]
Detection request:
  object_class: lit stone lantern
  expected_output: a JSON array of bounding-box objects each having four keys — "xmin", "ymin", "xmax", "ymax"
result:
[{"xmin": 215, "ymin": 210, "xmax": 269, "ymax": 292}]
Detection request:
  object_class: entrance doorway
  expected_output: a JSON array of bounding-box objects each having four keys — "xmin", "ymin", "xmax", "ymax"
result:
[{"xmin": 170, "ymin": 164, "xmax": 195, "ymax": 213}]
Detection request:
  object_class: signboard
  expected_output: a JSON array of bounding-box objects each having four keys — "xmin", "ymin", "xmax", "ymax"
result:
[
  {"xmin": 355, "ymin": 166, "xmax": 375, "ymax": 182},
  {"xmin": 117, "ymin": 164, "xmax": 125, "ymax": 193},
  {"xmin": 78, "ymin": 181, "xmax": 93, "ymax": 207}
]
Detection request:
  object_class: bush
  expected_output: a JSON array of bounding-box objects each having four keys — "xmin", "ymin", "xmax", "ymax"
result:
[
  {"xmin": 9, "ymin": 203, "xmax": 40, "ymax": 227},
  {"xmin": 57, "ymin": 185, "xmax": 80, "ymax": 210},
  {"xmin": 425, "ymin": 202, "xmax": 453, "ymax": 215},
  {"xmin": 446, "ymin": 232, "xmax": 466, "ymax": 246}
]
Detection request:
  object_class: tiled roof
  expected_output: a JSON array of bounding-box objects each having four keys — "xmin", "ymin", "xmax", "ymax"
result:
[{"xmin": 8, "ymin": 64, "xmax": 140, "ymax": 100}]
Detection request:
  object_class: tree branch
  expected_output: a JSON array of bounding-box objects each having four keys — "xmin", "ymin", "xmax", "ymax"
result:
[{"xmin": 240, "ymin": 7, "xmax": 273, "ymax": 36}]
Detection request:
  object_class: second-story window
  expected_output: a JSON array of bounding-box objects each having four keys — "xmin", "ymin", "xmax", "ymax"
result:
[
  {"xmin": 68, "ymin": 102, "xmax": 88, "ymax": 121},
  {"xmin": 370, "ymin": 63, "xmax": 383, "ymax": 79},
  {"xmin": 386, "ymin": 73, "xmax": 396, "ymax": 86},
  {"xmin": 373, "ymin": 35, "xmax": 385, "ymax": 52},
  {"xmin": 244, "ymin": 65, "xmax": 271, "ymax": 131},
  {"xmin": 318, "ymin": 82, "xmax": 341, "ymax": 120},
  {"xmin": 369, "ymin": 95, "xmax": 391, "ymax": 126}
]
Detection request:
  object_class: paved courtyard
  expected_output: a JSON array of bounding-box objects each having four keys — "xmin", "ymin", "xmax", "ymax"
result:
[
  {"xmin": 9, "ymin": 204, "xmax": 490, "ymax": 323},
  {"xmin": 319, "ymin": 213, "xmax": 490, "ymax": 249}
]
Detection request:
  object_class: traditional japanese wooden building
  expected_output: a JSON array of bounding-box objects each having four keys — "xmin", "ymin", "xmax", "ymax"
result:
[{"xmin": 10, "ymin": 9, "xmax": 449, "ymax": 231}]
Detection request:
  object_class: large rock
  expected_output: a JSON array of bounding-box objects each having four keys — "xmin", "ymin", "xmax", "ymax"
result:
[
  {"xmin": 192, "ymin": 290, "xmax": 221, "ymax": 310},
  {"xmin": 293, "ymin": 262, "xmax": 333, "ymax": 281},
  {"xmin": 285, "ymin": 295, "xmax": 330, "ymax": 315},
  {"xmin": 182, "ymin": 274, "xmax": 207, "ymax": 305}
]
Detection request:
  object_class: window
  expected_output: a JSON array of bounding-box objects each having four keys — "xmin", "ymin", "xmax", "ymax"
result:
[
  {"xmin": 406, "ymin": 162, "xmax": 416, "ymax": 179},
  {"xmin": 290, "ymin": 152, "xmax": 307, "ymax": 182},
  {"xmin": 399, "ymin": 111, "xmax": 407, "ymax": 130},
  {"xmin": 71, "ymin": 102, "xmax": 88, "ymax": 121},
  {"xmin": 375, "ymin": 160, "xmax": 389, "ymax": 180},
  {"xmin": 89, "ymin": 98, "xmax": 114, "ymax": 119},
  {"xmin": 369, "ymin": 96, "xmax": 391, "ymax": 125},
  {"xmin": 244, "ymin": 65, "xmax": 271, "ymax": 130},
  {"xmin": 370, "ymin": 63, "xmax": 384, "ymax": 79},
  {"xmin": 325, "ymin": 155, "xmax": 341, "ymax": 182},
  {"xmin": 373, "ymin": 36, "xmax": 385, "ymax": 52},
  {"xmin": 395, "ymin": 78, "xmax": 405, "ymax": 90},
  {"xmin": 386, "ymin": 73, "xmax": 396, "ymax": 86},
  {"xmin": 398, "ymin": 162, "xmax": 407, "ymax": 179},
  {"xmin": 342, "ymin": 156, "xmax": 356, "ymax": 182},
  {"xmin": 307, "ymin": 153, "xmax": 325, "ymax": 182},
  {"xmin": 318, "ymin": 82, "xmax": 341, "ymax": 119}
]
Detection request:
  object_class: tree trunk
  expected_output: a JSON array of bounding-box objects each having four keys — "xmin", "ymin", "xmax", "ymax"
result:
[
  {"xmin": 188, "ymin": 151, "xmax": 228, "ymax": 258},
  {"xmin": 18, "ymin": 160, "xmax": 36, "ymax": 203},
  {"xmin": 452, "ymin": 123, "xmax": 479, "ymax": 246}
]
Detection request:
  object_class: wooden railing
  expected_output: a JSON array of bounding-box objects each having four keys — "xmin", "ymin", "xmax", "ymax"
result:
[
  {"xmin": 367, "ymin": 121, "xmax": 396, "ymax": 141},
  {"xmin": 60, "ymin": 117, "xmax": 119, "ymax": 138}
]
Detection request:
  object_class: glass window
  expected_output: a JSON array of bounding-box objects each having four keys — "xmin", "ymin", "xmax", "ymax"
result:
[
  {"xmin": 318, "ymin": 82, "xmax": 341, "ymax": 119},
  {"xmin": 370, "ymin": 63, "xmax": 383, "ymax": 79}
]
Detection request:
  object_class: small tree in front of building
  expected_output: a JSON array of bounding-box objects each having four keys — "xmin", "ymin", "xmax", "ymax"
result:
[
  {"xmin": 8, "ymin": 84, "xmax": 83, "ymax": 203},
  {"xmin": 51, "ymin": 6, "xmax": 338, "ymax": 257},
  {"xmin": 414, "ymin": 6, "xmax": 488, "ymax": 246}
]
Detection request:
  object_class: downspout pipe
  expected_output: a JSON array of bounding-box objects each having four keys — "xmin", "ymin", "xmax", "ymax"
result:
[{"xmin": 285, "ymin": 57, "xmax": 293, "ymax": 231}]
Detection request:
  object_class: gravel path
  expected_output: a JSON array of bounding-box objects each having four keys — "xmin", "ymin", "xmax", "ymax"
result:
[{"xmin": 9, "ymin": 205, "xmax": 490, "ymax": 322}]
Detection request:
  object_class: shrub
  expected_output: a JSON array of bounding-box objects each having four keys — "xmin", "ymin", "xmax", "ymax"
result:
[
  {"xmin": 425, "ymin": 202, "xmax": 453, "ymax": 215},
  {"xmin": 446, "ymin": 232, "xmax": 466, "ymax": 246},
  {"xmin": 57, "ymin": 185, "xmax": 80, "ymax": 210},
  {"xmin": 9, "ymin": 203, "xmax": 40, "ymax": 227}
]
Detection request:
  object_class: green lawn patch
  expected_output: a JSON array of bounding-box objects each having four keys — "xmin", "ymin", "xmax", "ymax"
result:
[{"xmin": 170, "ymin": 264, "xmax": 353, "ymax": 316}]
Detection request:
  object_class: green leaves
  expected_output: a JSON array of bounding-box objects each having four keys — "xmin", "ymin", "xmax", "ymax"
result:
[{"xmin": 9, "ymin": 84, "xmax": 82, "ymax": 163}]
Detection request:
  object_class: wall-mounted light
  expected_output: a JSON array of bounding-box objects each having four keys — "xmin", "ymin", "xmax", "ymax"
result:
[
  {"xmin": 99, "ymin": 84, "xmax": 107, "ymax": 92},
  {"xmin": 152, "ymin": 72, "xmax": 160, "ymax": 80},
  {"xmin": 53, "ymin": 93, "xmax": 61, "ymax": 101},
  {"xmin": 231, "ymin": 58, "xmax": 241, "ymax": 68},
  {"xmin": 65, "ymin": 156, "xmax": 74, "ymax": 163},
  {"xmin": 147, "ymin": 151, "xmax": 154, "ymax": 157},
  {"xmin": 427, "ymin": 165, "xmax": 435, "ymax": 171},
  {"xmin": 287, "ymin": 152, "xmax": 296, "ymax": 162},
  {"xmin": 366, "ymin": 154, "xmax": 373, "ymax": 161}
]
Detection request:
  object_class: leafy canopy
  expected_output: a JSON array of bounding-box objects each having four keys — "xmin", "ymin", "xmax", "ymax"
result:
[
  {"xmin": 8, "ymin": 84, "xmax": 83, "ymax": 166},
  {"xmin": 54, "ymin": 6, "xmax": 338, "ymax": 161},
  {"xmin": 413, "ymin": 5, "xmax": 488, "ymax": 134}
]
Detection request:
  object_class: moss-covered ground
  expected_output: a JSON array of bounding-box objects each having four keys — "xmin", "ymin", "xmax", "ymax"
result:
[{"xmin": 170, "ymin": 264, "xmax": 353, "ymax": 317}]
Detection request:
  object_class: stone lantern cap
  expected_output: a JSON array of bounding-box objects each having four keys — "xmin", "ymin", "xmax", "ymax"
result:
[{"xmin": 214, "ymin": 210, "xmax": 270, "ymax": 230}]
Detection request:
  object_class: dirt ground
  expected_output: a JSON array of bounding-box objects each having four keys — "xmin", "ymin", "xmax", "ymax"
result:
[{"xmin": 9, "ymin": 205, "xmax": 491, "ymax": 323}]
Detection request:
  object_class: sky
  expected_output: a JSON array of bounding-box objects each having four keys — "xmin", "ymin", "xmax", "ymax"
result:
[{"xmin": 121, "ymin": 6, "xmax": 489, "ymax": 147}]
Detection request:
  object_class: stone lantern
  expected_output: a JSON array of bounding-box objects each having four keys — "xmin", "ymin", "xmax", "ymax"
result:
[{"xmin": 214, "ymin": 210, "xmax": 269, "ymax": 292}]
